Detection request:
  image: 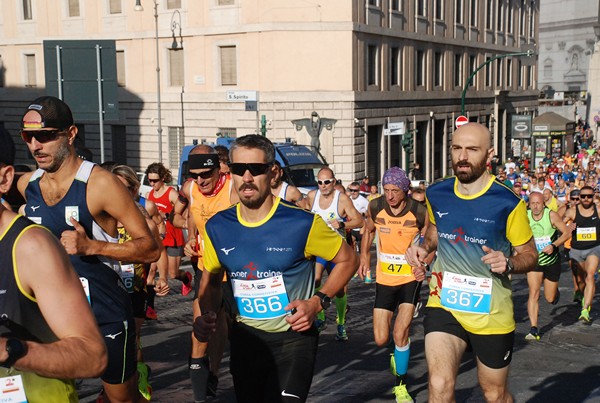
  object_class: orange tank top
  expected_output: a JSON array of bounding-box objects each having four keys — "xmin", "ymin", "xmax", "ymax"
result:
[{"xmin": 373, "ymin": 206, "xmax": 420, "ymax": 286}]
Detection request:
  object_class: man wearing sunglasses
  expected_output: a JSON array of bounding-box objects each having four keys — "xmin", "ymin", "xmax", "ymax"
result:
[
  {"xmin": 563, "ymin": 185, "xmax": 600, "ymax": 322},
  {"xmin": 306, "ymin": 168, "xmax": 363, "ymax": 341},
  {"xmin": 172, "ymin": 144, "xmax": 239, "ymax": 402},
  {"xmin": 16, "ymin": 96, "xmax": 160, "ymax": 402},
  {"xmin": 0, "ymin": 127, "xmax": 107, "ymax": 401},
  {"xmin": 194, "ymin": 135, "xmax": 356, "ymax": 402}
]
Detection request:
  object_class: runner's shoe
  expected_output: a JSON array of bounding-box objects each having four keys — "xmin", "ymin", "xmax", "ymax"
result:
[
  {"xmin": 365, "ymin": 271, "xmax": 373, "ymax": 284},
  {"xmin": 145, "ymin": 306, "xmax": 158, "ymax": 320},
  {"xmin": 525, "ymin": 327, "xmax": 540, "ymax": 341},
  {"xmin": 579, "ymin": 307, "xmax": 591, "ymax": 323},
  {"xmin": 335, "ymin": 324, "xmax": 348, "ymax": 341},
  {"xmin": 181, "ymin": 271, "xmax": 193, "ymax": 296},
  {"xmin": 315, "ymin": 319, "xmax": 327, "ymax": 333},
  {"xmin": 137, "ymin": 362, "xmax": 152, "ymax": 400},
  {"xmin": 573, "ymin": 290, "xmax": 583, "ymax": 303},
  {"xmin": 392, "ymin": 383, "xmax": 414, "ymax": 403}
]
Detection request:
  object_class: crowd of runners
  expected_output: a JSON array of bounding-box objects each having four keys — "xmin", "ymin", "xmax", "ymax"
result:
[{"xmin": 1, "ymin": 95, "xmax": 599, "ymax": 403}]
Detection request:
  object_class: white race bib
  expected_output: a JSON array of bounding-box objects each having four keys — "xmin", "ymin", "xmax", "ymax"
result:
[
  {"xmin": 440, "ymin": 272, "xmax": 492, "ymax": 314},
  {"xmin": 0, "ymin": 374, "xmax": 27, "ymax": 402},
  {"xmin": 232, "ymin": 276, "xmax": 290, "ymax": 320}
]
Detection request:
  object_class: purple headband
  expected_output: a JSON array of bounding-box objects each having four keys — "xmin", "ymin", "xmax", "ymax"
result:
[{"xmin": 382, "ymin": 166, "xmax": 411, "ymax": 192}]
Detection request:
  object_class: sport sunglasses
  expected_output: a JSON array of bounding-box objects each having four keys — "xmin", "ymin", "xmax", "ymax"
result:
[
  {"xmin": 20, "ymin": 129, "xmax": 67, "ymax": 144},
  {"xmin": 228, "ymin": 162, "xmax": 273, "ymax": 176},
  {"xmin": 317, "ymin": 179, "xmax": 335, "ymax": 185},
  {"xmin": 188, "ymin": 169, "xmax": 217, "ymax": 180}
]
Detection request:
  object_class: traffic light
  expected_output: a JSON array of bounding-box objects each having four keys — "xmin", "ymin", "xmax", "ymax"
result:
[{"xmin": 401, "ymin": 132, "xmax": 414, "ymax": 152}]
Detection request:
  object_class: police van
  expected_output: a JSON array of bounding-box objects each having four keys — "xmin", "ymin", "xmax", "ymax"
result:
[{"xmin": 178, "ymin": 138, "xmax": 328, "ymax": 194}]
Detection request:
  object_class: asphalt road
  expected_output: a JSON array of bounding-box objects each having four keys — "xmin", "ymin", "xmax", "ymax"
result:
[{"xmin": 78, "ymin": 253, "xmax": 600, "ymax": 402}]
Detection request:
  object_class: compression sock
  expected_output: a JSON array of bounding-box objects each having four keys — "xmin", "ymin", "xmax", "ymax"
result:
[
  {"xmin": 189, "ymin": 356, "xmax": 210, "ymax": 402},
  {"xmin": 335, "ymin": 294, "xmax": 348, "ymax": 325},
  {"xmin": 393, "ymin": 340, "xmax": 411, "ymax": 383}
]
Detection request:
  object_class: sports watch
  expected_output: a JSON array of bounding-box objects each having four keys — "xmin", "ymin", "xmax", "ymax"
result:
[
  {"xmin": 505, "ymin": 258, "xmax": 515, "ymax": 275},
  {"xmin": 314, "ymin": 291, "xmax": 332, "ymax": 310},
  {"xmin": 1, "ymin": 338, "xmax": 27, "ymax": 368}
]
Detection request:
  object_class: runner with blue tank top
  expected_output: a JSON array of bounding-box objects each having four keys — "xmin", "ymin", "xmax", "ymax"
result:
[{"xmin": 16, "ymin": 96, "xmax": 160, "ymax": 403}]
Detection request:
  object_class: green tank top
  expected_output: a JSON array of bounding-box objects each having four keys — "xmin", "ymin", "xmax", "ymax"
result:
[{"xmin": 527, "ymin": 208, "xmax": 558, "ymax": 266}]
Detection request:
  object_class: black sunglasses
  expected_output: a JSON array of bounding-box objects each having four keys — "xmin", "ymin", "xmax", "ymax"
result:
[
  {"xmin": 348, "ymin": 188, "xmax": 359, "ymax": 192},
  {"xmin": 317, "ymin": 179, "xmax": 335, "ymax": 186},
  {"xmin": 148, "ymin": 178, "xmax": 162, "ymax": 183},
  {"xmin": 228, "ymin": 162, "xmax": 273, "ymax": 176},
  {"xmin": 188, "ymin": 168, "xmax": 217, "ymax": 180},
  {"xmin": 20, "ymin": 129, "xmax": 66, "ymax": 144},
  {"xmin": 580, "ymin": 194, "xmax": 594, "ymax": 199},
  {"xmin": 571, "ymin": 197, "xmax": 580, "ymax": 201}
]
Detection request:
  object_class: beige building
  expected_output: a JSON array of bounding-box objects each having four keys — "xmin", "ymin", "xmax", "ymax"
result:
[{"xmin": 0, "ymin": 0, "xmax": 538, "ymax": 184}]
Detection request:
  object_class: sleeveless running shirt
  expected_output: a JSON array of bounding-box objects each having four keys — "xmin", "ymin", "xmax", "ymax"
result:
[
  {"xmin": 311, "ymin": 190, "xmax": 344, "ymax": 237},
  {"xmin": 278, "ymin": 182, "xmax": 289, "ymax": 200},
  {"xmin": 571, "ymin": 204, "xmax": 600, "ymax": 250},
  {"xmin": 148, "ymin": 187, "xmax": 184, "ymax": 247},
  {"xmin": 370, "ymin": 197, "xmax": 426, "ymax": 286},
  {"xmin": 24, "ymin": 161, "xmax": 133, "ymax": 325},
  {"xmin": 527, "ymin": 208, "xmax": 559, "ymax": 266},
  {"xmin": 0, "ymin": 215, "xmax": 77, "ymax": 402}
]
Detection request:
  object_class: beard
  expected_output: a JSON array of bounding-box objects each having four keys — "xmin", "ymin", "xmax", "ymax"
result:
[
  {"xmin": 34, "ymin": 138, "xmax": 71, "ymax": 173},
  {"xmin": 452, "ymin": 155, "xmax": 488, "ymax": 184},
  {"xmin": 238, "ymin": 183, "xmax": 269, "ymax": 209}
]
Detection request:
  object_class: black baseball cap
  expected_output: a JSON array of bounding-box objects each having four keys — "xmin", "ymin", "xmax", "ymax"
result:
[
  {"xmin": 0, "ymin": 127, "xmax": 15, "ymax": 166},
  {"xmin": 22, "ymin": 96, "xmax": 74, "ymax": 130}
]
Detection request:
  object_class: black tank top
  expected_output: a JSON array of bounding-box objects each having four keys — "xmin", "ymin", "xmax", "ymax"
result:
[{"xmin": 571, "ymin": 204, "xmax": 600, "ymax": 250}]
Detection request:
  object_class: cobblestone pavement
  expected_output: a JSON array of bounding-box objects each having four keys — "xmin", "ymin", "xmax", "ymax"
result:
[{"xmin": 79, "ymin": 252, "xmax": 600, "ymax": 402}]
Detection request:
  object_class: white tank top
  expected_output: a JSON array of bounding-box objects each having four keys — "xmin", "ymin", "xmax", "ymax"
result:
[
  {"xmin": 311, "ymin": 190, "xmax": 344, "ymax": 236},
  {"xmin": 278, "ymin": 182, "xmax": 289, "ymax": 200}
]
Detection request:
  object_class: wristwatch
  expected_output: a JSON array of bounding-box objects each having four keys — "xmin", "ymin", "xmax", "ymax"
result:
[
  {"xmin": 338, "ymin": 221, "xmax": 346, "ymax": 230},
  {"xmin": 1, "ymin": 338, "xmax": 27, "ymax": 368},
  {"xmin": 505, "ymin": 258, "xmax": 515, "ymax": 275},
  {"xmin": 314, "ymin": 291, "xmax": 332, "ymax": 310}
]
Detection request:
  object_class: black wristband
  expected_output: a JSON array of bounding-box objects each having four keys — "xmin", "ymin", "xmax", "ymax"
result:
[{"xmin": 339, "ymin": 221, "xmax": 345, "ymax": 229}]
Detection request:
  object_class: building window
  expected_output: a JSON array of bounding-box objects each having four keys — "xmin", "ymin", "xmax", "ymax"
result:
[
  {"xmin": 111, "ymin": 125, "xmax": 127, "ymax": 164},
  {"xmin": 507, "ymin": 4, "xmax": 513, "ymax": 33},
  {"xmin": 25, "ymin": 54, "xmax": 36, "ymax": 87},
  {"xmin": 23, "ymin": 0, "xmax": 32, "ymax": 20},
  {"xmin": 368, "ymin": 0, "xmax": 379, "ymax": 6},
  {"xmin": 497, "ymin": 1, "xmax": 503, "ymax": 32},
  {"xmin": 109, "ymin": 0, "xmax": 122, "ymax": 14},
  {"xmin": 390, "ymin": 47, "xmax": 401, "ymax": 87},
  {"xmin": 168, "ymin": 127, "xmax": 185, "ymax": 170},
  {"xmin": 391, "ymin": 0, "xmax": 402, "ymax": 12},
  {"xmin": 116, "ymin": 50, "xmax": 126, "ymax": 87},
  {"xmin": 470, "ymin": 0, "xmax": 477, "ymax": 26},
  {"xmin": 434, "ymin": 51, "xmax": 443, "ymax": 87},
  {"xmin": 218, "ymin": 127, "xmax": 237, "ymax": 137},
  {"xmin": 416, "ymin": 50, "xmax": 425, "ymax": 87},
  {"xmin": 220, "ymin": 46, "xmax": 237, "ymax": 86},
  {"xmin": 506, "ymin": 58, "xmax": 512, "ymax": 87},
  {"xmin": 485, "ymin": 56, "xmax": 492, "ymax": 87},
  {"xmin": 468, "ymin": 55, "xmax": 476, "ymax": 87},
  {"xmin": 435, "ymin": 0, "xmax": 443, "ymax": 20},
  {"xmin": 520, "ymin": 5, "xmax": 526, "ymax": 36},
  {"xmin": 68, "ymin": 0, "xmax": 80, "ymax": 17},
  {"xmin": 529, "ymin": 7, "xmax": 535, "ymax": 37},
  {"xmin": 367, "ymin": 45, "xmax": 379, "ymax": 86},
  {"xmin": 485, "ymin": 0, "xmax": 493, "ymax": 30},
  {"xmin": 218, "ymin": 0, "xmax": 234, "ymax": 5},
  {"xmin": 544, "ymin": 59, "xmax": 552, "ymax": 78},
  {"xmin": 454, "ymin": 53, "xmax": 462, "ymax": 87},
  {"xmin": 496, "ymin": 58, "xmax": 502, "ymax": 87},
  {"xmin": 526, "ymin": 65, "xmax": 533, "ymax": 88},
  {"xmin": 417, "ymin": 0, "xmax": 426, "ymax": 16},
  {"xmin": 455, "ymin": 0, "xmax": 463, "ymax": 24},
  {"xmin": 167, "ymin": 0, "xmax": 181, "ymax": 9},
  {"xmin": 518, "ymin": 59, "xmax": 523, "ymax": 87},
  {"xmin": 169, "ymin": 48, "xmax": 184, "ymax": 87}
]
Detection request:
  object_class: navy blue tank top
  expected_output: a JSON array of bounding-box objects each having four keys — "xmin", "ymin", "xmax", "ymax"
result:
[{"xmin": 24, "ymin": 161, "xmax": 133, "ymax": 325}]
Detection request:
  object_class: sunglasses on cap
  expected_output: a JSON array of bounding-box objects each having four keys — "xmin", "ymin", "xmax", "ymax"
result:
[
  {"xmin": 317, "ymin": 179, "xmax": 335, "ymax": 186},
  {"xmin": 20, "ymin": 129, "xmax": 67, "ymax": 144},
  {"xmin": 228, "ymin": 162, "xmax": 273, "ymax": 176},
  {"xmin": 188, "ymin": 168, "xmax": 217, "ymax": 180}
]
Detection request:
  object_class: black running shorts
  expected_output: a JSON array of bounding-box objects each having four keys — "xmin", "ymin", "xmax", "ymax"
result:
[
  {"xmin": 229, "ymin": 321, "xmax": 318, "ymax": 402},
  {"xmin": 374, "ymin": 281, "xmax": 422, "ymax": 312},
  {"xmin": 423, "ymin": 307, "xmax": 515, "ymax": 369},
  {"xmin": 100, "ymin": 319, "xmax": 137, "ymax": 384}
]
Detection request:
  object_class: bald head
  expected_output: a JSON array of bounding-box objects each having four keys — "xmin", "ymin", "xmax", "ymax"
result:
[
  {"xmin": 454, "ymin": 123, "xmax": 492, "ymax": 149},
  {"xmin": 318, "ymin": 167, "xmax": 335, "ymax": 178},
  {"xmin": 190, "ymin": 144, "xmax": 216, "ymax": 155},
  {"xmin": 529, "ymin": 191, "xmax": 544, "ymax": 204}
]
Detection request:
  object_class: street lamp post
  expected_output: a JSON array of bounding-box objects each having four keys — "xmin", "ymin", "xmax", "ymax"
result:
[{"xmin": 135, "ymin": 0, "xmax": 163, "ymax": 163}]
